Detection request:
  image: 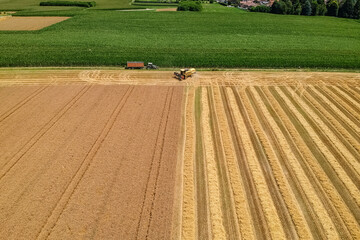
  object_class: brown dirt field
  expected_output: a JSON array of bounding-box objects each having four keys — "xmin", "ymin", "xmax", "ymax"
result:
[
  {"xmin": 0, "ymin": 84, "xmax": 184, "ymax": 239},
  {"xmin": 0, "ymin": 17, "xmax": 70, "ymax": 31},
  {"xmin": 0, "ymin": 69, "xmax": 359, "ymax": 239},
  {"xmin": 156, "ymin": 8, "xmax": 177, "ymax": 11}
]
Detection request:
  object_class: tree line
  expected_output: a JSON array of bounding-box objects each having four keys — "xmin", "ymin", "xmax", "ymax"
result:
[{"xmin": 250, "ymin": 0, "xmax": 360, "ymax": 19}]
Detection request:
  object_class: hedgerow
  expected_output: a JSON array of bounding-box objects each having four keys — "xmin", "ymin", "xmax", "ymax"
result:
[{"xmin": 39, "ymin": 1, "xmax": 96, "ymax": 7}]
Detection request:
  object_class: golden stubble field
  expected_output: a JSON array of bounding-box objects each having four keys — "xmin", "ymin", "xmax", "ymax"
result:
[{"xmin": 0, "ymin": 69, "xmax": 359, "ymax": 239}]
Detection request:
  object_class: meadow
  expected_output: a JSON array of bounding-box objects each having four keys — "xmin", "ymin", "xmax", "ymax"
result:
[{"xmin": 1, "ymin": 4, "xmax": 360, "ymax": 69}]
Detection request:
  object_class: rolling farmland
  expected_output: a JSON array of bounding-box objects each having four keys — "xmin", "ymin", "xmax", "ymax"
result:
[{"xmin": 0, "ymin": 69, "xmax": 359, "ymax": 239}]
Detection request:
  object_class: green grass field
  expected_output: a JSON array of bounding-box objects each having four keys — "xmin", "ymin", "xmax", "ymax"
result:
[
  {"xmin": 0, "ymin": 0, "xmax": 133, "ymax": 10},
  {"xmin": 1, "ymin": 3, "xmax": 360, "ymax": 69}
]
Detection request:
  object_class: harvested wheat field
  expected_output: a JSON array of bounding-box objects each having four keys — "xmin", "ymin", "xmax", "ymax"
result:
[
  {"xmin": 0, "ymin": 69, "xmax": 359, "ymax": 239},
  {"xmin": 0, "ymin": 17, "xmax": 70, "ymax": 31}
]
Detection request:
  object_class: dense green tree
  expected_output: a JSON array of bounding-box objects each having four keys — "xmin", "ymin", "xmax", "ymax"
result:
[
  {"xmin": 354, "ymin": 0, "xmax": 360, "ymax": 18},
  {"xmin": 338, "ymin": 0, "xmax": 354, "ymax": 18},
  {"xmin": 326, "ymin": 0, "xmax": 339, "ymax": 16},
  {"xmin": 311, "ymin": 0, "xmax": 319, "ymax": 15},
  {"xmin": 285, "ymin": 0, "xmax": 293, "ymax": 13},
  {"xmin": 271, "ymin": 0, "xmax": 288, "ymax": 14},
  {"xmin": 318, "ymin": 3, "xmax": 327, "ymax": 15},
  {"xmin": 302, "ymin": 0, "xmax": 312, "ymax": 15},
  {"xmin": 294, "ymin": 1, "xmax": 302, "ymax": 13}
]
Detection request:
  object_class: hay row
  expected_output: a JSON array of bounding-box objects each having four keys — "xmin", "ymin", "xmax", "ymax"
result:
[
  {"xmin": 213, "ymin": 86, "xmax": 255, "ymax": 239},
  {"xmin": 301, "ymin": 88, "xmax": 360, "ymax": 154},
  {"xmin": 181, "ymin": 87, "xmax": 196, "ymax": 239},
  {"xmin": 201, "ymin": 88, "xmax": 227, "ymax": 239},
  {"xmin": 341, "ymin": 85, "xmax": 360, "ymax": 104},
  {"xmin": 321, "ymin": 86, "xmax": 360, "ymax": 123},
  {"xmin": 226, "ymin": 87, "xmax": 286, "ymax": 240},
  {"xmin": 286, "ymin": 87, "xmax": 360, "ymax": 178},
  {"xmin": 276, "ymin": 87, "xmax": 360, "ymax": 209},
  {"xmin": 207, "ymin": 87, "xmax": 241, "ymax": 239},
  {"xmin": 262, "ymin": 87, "xmax": 358, "ymax": 239},
  {"xmin": 311, "ymin": 87, "xmax": 360, "ymax": 133},
  {"xmin": 246, "ymin": 87, "xmax": 312, "ymax": 239},
  {"xmin": 332, "ymin": 86, "xmax": 360, "ymax": 112}
]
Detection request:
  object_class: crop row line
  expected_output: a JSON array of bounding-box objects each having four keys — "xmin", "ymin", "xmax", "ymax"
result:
[{"xmin": 263, "ymin": 87, "xmax": 351, "ymax": 238}]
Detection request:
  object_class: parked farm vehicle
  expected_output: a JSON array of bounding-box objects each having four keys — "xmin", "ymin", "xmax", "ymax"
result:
[
  {"xmin": 126, "ymin": 61, "xmax": 158, "ymax": 69},
  {"xmin": 174, "ymin": 68, "xmax": 196, "ymax": 81},
  {"xmin": 146, "ymin": 62, "xmax": 158, "ymax": 69}
]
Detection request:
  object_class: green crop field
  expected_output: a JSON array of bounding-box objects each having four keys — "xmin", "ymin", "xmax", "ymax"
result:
[
  {"xmin": 0, "ymin": 0, "xmax": 133, "ymax": 10},
  {"xmin": 1, "ymin": 3, "xmax": 360, "ymax": 69}
]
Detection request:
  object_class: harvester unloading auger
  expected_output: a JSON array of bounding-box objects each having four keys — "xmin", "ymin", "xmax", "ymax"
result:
[{"xmin": 174, "ymin": 68, "xmax": 196, "ymax": 81}]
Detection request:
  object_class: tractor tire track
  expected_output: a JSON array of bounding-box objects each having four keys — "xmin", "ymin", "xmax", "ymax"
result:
[
  {"xmin": 0, "ymin": 85, "xmax": 48, "ymax": 123},
  {"xmin": 36, "ymin": 86, "xmax": 134, "ymax": 240},
  {"xmin": 135, "ymin": 87, "xmax": 173, "ymax": 240},
  {"xmin": 0, "ymin": 85, "xmax": 91, "ymax": 181}
]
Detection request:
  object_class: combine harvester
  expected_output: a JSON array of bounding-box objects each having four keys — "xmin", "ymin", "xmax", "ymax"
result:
[{"xmin": 174, "ymin": 68, "xmax": 196, "ymax": 81}]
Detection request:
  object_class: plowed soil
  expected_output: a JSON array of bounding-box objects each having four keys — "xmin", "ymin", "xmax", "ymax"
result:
[{"xmin": 0, "ymin": 17, "xmax": 70, "ymax": 30}]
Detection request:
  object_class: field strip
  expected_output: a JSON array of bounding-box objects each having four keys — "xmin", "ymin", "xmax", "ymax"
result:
[
  {"xmin": 245, "ymin": 87, "xmax": 312, "ymax": 239},
  {"xmin": 329, "ymin": 86, "xmax": 360, "ymax": 113},
  {"xmin": 220, "ymin": 87, "xmax": 270, "ymax": 239},
  {"xmin": 181, "ymin": 87, "xmax": 196, "ymax": 240},
  {"xmin": 286, "ymin": 87, "xmax": 360, "ymax": 179},
  {"xmin": 237, "ymin": 88, "xmax": 298, "ymax": 239},
  {"xmin": 207, "ymin": 87, "xmax": 240, "ymax": 239},
  {"xmin": 144, "ymin": 88, "xmax": 177, "ymax": 239},
  {"xmin": 275, "ymin": 87, "xmax": 360, "ymax": 207},
  {"xmin": 226, "ymin": 87, "xmax": 286, "ymax": 239},
  {"xmin": 194, "ymin": 87, "xmax": 211, "ymax": 240},
  {"xmin": 299, "ymin": 87, "xmax": 360, "ymax": 154},
  {"xmin": 256, "ymin": 87, "xmax": 360, "ymax": 238},
  {"xmin": 213, "ymin": 86, "xmax": 255, "ymax": 239},
  {"xmin": 0, "ymin": 86, "xmax": 91, "ymax": 180},
  {"xmin": 36, "ymin": 86, "xmax": 134, "ymax": 240},
  {"xmin": 0, "ymin": 85, "xmax": 48, "ymax": 123},
  {"xmin": 134, "ymin": 87, "xmax": 174, "ymax": 240},
  {"xmin": 201, "ymin": 87, "xmax": 226, "ymax": 239},
  {"xmin": 262, "ymin": 87, "xmax": 358, "ymax": 239},
  {"xmin": 314, "ymin": 87, "xmax": 360, "ymax": 128}
]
